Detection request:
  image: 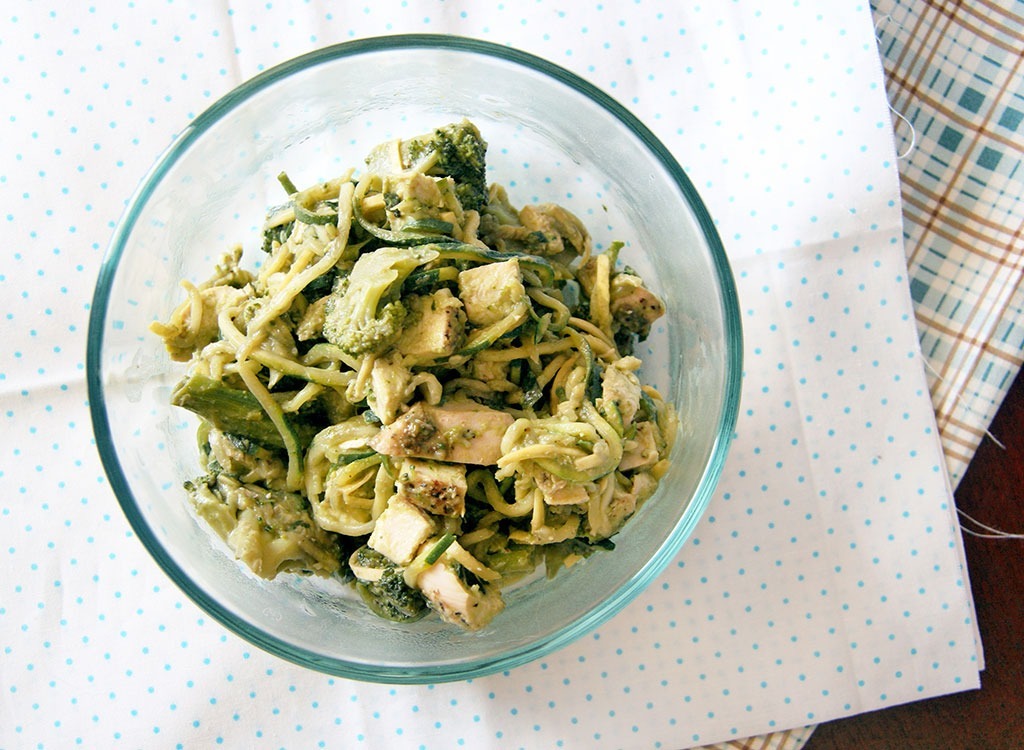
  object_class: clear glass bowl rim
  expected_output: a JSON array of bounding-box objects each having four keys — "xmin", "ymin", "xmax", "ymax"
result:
[{"xmin": 86, "ymin": 33, "xmax": 744, "ymax": 683}]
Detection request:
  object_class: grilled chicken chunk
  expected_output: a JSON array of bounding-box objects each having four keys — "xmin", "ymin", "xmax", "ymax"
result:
[{"xmin": 369, "ymin": 401, "xmax": 513, "ymax": 465}]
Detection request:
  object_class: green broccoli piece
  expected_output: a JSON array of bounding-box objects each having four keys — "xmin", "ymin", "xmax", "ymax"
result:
[
  {"xmin": 186, "ymin": 472, "xmax": 342, "ymax": 579},
  {"xmin": 171, "ymin": 372, "xmax": 323, "ymax": 450},
  {"xmin": 262, "ymin": 219, "xmax": 294, "ymax": 254},
  {"xmin": 350, "ymin": 546, "xmax": 429, "ymax": 622},
  {"xmin": 321, "ymin": 245, "xmax": 439, "ymax": 357},
  {"xmin": 261, "ymin": 203, "xmax": 295, "ymax": 254},
  {"xmin": 400, "ymin": 120, "xmax": 489, "ymax": 212}
]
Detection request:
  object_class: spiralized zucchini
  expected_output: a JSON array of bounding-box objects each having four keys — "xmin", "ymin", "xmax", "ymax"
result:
[{"xmin": 154, "ymin": 120, "xmax": 674, "ymax": 631}]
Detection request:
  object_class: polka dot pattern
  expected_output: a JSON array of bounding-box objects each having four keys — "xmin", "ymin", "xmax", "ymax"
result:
[{"xmin": 0, "ymin": 2, "xmax": 980, "ymax": 748}]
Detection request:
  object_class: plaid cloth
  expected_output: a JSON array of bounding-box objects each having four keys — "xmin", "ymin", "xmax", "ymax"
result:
[
  {"xmin": 700, "ymin": 1, "xmax": 1024, "ymax": 748},
  {"xmin": 874, "ymin": 0, "xmax": 1024, "ymax": 487},
  {"xmin": 699, "ymin": 725, "xmax": 818, "ymax": 750}
]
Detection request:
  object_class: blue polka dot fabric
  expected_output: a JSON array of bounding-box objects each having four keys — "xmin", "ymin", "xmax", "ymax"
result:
[{"xmin": 0, "ymin": 2, "xmax": 983, "ymax": 748}]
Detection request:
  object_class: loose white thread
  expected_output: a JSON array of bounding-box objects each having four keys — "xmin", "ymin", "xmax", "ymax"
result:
[
  {"xmin": 889, "ymin": 104, "xmax": 918, "ymax": 160},
  {"xmin": 920, "ymin": 357, "xmax": 1006, "ymax": 446},
  {"xmin": 918, "ymin": 357, "xmax": 1022, "ymax": 539},
  {"xmin": 873, "ymin": 12, "xmax": 918, "ymax": 160},
  {"xmin": 958, "ymin": 509, "xmax": 1024, "ymax": 540}
]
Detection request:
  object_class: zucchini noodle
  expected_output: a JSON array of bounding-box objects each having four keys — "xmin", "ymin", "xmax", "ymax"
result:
[
  {"xmin": 218, "ymin": 308, "xmax": 353, "ymax": 389},
  {"xmin": 235, "ymin": 359, "xmax": 303, "ymax": 492},
  {"xmin": 239, "ymin": 182, "xmax": 355, "ymax": 360},
  {"xmin": 535, "ymin": 353, "xmax": 573, "ymax": 391},
  {"xmin": 279, "ymin": 381, "xmax": 324, "ymax": 413},
  {"xmin": 153, "ymin": 120, "xmax": 674, "ymax": 631},
  {"xmin": 588, "ymin": 251, "xmax": 613, "ymax": 337},
  {"xmin": 467, "ymin": 468, "xmax": 533, "ymax": 517},
  {"xmin": 527, "ymin": 287, "xmax": 571, "ymax": 330},
  {"xmin": 474, "ymin": 337, "xmax": 574, "ymax": 363},
  {"xmin": 182, "ymin": 280, "xmax": 204, "ymax": 341}
]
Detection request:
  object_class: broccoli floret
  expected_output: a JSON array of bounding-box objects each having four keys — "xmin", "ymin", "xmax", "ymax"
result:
[
  {"xmin": 350, "ymin": 546, "xmax": 429, "ymax": 622},
  {"xmin": 171, "ymin": 371, "xmax": 323, "ymax": 450},
  {"xmin": 262, "ymin": 220, "xmax": 294, "ymax": 254},
  {"xmin": 321, "ymin": 245, "xmax": 440, "ymax": 357},
  {"xmin": 205, "ymin": 428, "xmax": 287, "ymax": 488},
  {"xmin": 186, "ymin": 472, "xmax": 342, "ymax": 579},
  {"xmin": 261, "ymin": 203, "xmax": 295, "ymax": 253},
  {"xmin": 400, "ymin": 120, "xmax": 488, "ymax": 212}
]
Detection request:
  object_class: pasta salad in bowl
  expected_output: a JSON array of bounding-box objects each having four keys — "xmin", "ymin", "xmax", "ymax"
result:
[
  {"xmin": 151, "ymin": 120, "xmax": 676, "ymax": 632},
  {"xmin": 88, "ymin": 36, "xmax": 741, "ymax": 682}
]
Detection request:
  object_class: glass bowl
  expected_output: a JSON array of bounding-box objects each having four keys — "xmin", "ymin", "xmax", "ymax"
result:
[{"xmin": 87, "ymin": 35, "xmax": 742, "ymax": 683}]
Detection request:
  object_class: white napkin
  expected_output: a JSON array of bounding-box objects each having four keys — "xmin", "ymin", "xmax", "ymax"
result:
[{"xmin": 0, "ymin": 2, "xmax": 981, "ymax": 747}]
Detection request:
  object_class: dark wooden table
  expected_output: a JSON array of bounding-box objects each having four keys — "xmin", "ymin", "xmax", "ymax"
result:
[{"xmin": 805, "ymin": 371, "xmax": 1024, "ymax": 749}]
